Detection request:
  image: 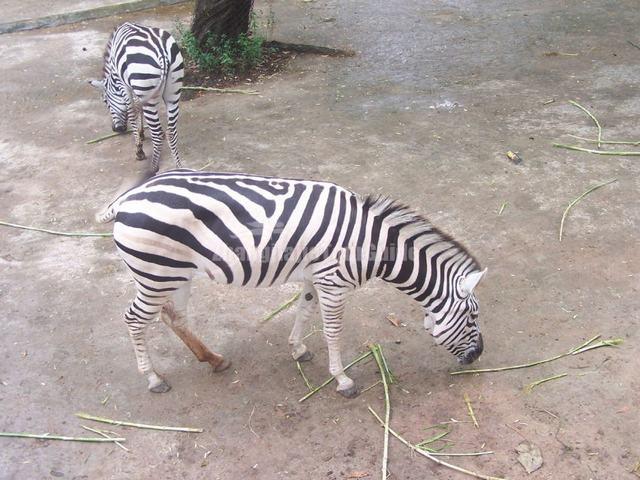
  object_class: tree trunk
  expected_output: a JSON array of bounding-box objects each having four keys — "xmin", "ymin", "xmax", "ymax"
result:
[{"xmin": 191, "ymin": 0, "xmax": 255, "ymax": 46}]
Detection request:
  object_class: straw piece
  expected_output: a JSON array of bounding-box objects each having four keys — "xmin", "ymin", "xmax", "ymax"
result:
[
  {"xmin": 568, "ymin": 100, "xmax": 602, "ymax": 148},
  {"xmin": 0, "ymin": 220, "xmax": 112, "ymax": 237},
  {"xmin": 0, "ymin": 432, "xmax": 125, "ymax": 442},
  {"xmin": 559, "ymin": 179, "xmax": 617, "ymax": 242},
  {"xmin": 368, "ymin": 408, "xmax": 505, "ymax": 480},
  {"xmin": 75, "ymin": 412, "xmax": 203, "ymax": 433},
  {"xmin": 261, "ymin": 292, "xmax": 301, "ymax": 323},
  {"xmin": 497, "ymin": 202, "xmax": 508, "ymax": 216},
  {"xmin": 298, "ymin": 350, "xmax": 373, "ymax": 402}
]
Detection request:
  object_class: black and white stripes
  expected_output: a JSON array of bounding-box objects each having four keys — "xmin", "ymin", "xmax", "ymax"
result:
[
  {"xmin": 91, "ymin": 22, "xmax": 184, "ymax": 172},
  {"xmin": 103, "ymin": 169, "xmax": 486, "ymax": 395}
]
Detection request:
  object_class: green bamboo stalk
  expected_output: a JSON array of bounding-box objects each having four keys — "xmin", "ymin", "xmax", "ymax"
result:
[
  {"xmin": 567, "ymin": 134, "xmax": 640, "ymax": 145},
  {"xmin": 298, "ymin": 350, "xmax": 373, "ymax": 402},
  {"xmin": 80, "ymin": 425, "xmax": 129, "ymax": 452},
  {"xmin": 370, "ymin": 344, "xmax": 391, "ymax": 480},
  {"xmin": 569, "ymin": 100, "xmax": 602, "ymax": 148},
  {"xmin": 451, "ymin": 334, "xmax": 621, "ymax": 375},
  {"xmin": 261, "ymin": 292, "xmax": 301, "ymax": 323},
  {"xmin": 368, "ymin": 407, "xmax": 505, "ymax": 480},
  {"xmin": 182, "ymin": 86, "xmax": 259, "ymax": 95},
  {"xmin": 75, "ymin": 412, "xmax": 203, "ymax": 433},
  {"xmin": 553, "ymin": 143, "xmax": 640, "ymax": 155},
  {"xmin": 296, "ymin": 361, "xmax": 314, "ymax": 391},
  {"xmin": 0, "ymin": 220, "xmax": 112, "ymax": 237},
  {"xmin": 524, "ymin": 373, "xmax": 568, "ymax": 394},
  {"xmin": 86, "ymin": 130, "xmax": 131, "ymax": 145},
  {"xmin": 559, "ymin": 179, "xmax": 617, "ymax": 242},
  {"xmin": 0, "ymin": 432, "xmax": 125, "ymax": 442}
]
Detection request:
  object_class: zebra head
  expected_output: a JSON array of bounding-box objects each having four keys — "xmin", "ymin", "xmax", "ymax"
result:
[
  {"xmin": 424, "ymin": 268, "xmax": 487, "ymax": 365},
  {"xmin": 90, "ymin": 75, "xmax": 128, "ymax": 133}
]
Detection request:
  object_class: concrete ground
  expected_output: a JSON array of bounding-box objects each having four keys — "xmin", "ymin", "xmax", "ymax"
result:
[{"xmin": 1, "ymin": 0, "xmax": 639, "ymax": 479}]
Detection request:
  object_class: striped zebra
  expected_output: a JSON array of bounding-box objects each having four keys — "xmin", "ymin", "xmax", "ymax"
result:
[
  {"xmin": 90, "ymin": 22, "xmax": 184, "ymax": 172},
  {"xmin": 99, "ymin": 169, "xmax": 487, "ymax": 396}
]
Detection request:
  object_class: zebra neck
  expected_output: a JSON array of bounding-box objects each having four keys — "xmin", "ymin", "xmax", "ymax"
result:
[{"xmin": 377, "ymin": 222, "xmax": 475, "ymax": 308}]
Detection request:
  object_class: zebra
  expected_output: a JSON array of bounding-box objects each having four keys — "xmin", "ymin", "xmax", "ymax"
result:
[
  {"xmin": 98, "ymin": 169, "xmax": 487, "ymax": 396},
  {"xmin": 90, "ymin": 22, "xmax": 184, "ymax": 172}
]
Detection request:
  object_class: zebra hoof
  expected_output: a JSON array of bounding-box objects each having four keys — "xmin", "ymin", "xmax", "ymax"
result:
[
  {"xmin": 149, "ymin": 379, "xmax": 171, "ymax": 393},
  {"xmin": 295, "ymin": 350, "xmax": 314, "ymax": 362},
  {"xmin": 136, "ymin": 151, "xmax": 146, "ymax": 161},
  {"xmin": 337, "ymin": 383, "xmax": 359, "ymax": 399},
  {"xmin": 212, "ymin": 358, "xmax": 232, "ymax": 372}
]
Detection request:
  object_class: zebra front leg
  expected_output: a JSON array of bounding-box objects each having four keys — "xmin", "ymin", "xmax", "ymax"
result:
[
  {"xmin": 142, "ymin": 102, "xmax": 164, "ymax": 172},
  {"xmin": 128, "ymin": 103, "xmax": 145, "ymax": 161},
  {"xmin": 316, "ymin": 286, "xmax": 357, "ymax": 398},
  {"xmin": 288, "ymin": 280, "xmax": 319, "ymax": 362},
  {"xmin": 160, "ymin": 283, "xmax": 231, "ymax": 372},
  {"xmin": 124, "ymin": 292, "xmax": 171, "ymax": 393}
]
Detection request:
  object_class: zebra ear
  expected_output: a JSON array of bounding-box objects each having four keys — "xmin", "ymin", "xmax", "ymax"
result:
[
  {"xmin": 460, "ymin": 268, "xmax": 487, "ymax": 297},
  {"xmin": 89, "ymin": 79, "xmax": 105, "ymax": 90}
]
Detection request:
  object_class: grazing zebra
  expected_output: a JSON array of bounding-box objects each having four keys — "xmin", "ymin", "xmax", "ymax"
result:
[
  {"xmin": 90, "ymin": 22, "xmax": 184, "ymax": 172},
  {"xmin": 99, "ymin": 169, "xmax": 487, "ymax": 396}
]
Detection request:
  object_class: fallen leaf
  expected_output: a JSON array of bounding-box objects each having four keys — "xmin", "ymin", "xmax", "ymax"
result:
[
  {"xmin": 516, "ymin": 441, "xmax": 543, "ymax": 474},
  {"xmin": 386, "ymin": 313, "xmax": 401, "ymax": 327}
]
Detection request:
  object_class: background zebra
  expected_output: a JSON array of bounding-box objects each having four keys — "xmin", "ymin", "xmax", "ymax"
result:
[
  {"xmin": 90, "ymin": 22, "xmax": 184, "ymax": 172},
  {"xmin": 99, "ymin": 169, "xmax": 487, "ymax": 396}
]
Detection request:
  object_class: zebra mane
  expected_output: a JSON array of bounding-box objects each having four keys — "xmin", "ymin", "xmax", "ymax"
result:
[
  {"xmin": 101, "ymin": 27, "xmax": 118, "ymax": 76},
  {"xmin": 362, "ymin": 195, "xmax": 481, "ymax": 269}
]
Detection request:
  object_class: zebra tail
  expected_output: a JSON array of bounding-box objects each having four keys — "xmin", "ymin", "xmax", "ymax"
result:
[
  {"xmin": 95, "ymin": 169, "xmax": 158, "ymax": 224},
  {"xmin": 95, "ymin": 202, "xmax": 118, "ymax": 223}
]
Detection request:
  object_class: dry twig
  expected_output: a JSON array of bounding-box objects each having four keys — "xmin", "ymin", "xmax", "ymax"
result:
[{"xmin": 464, "ymin": 393, "xmax": 479, "ymax": 428}]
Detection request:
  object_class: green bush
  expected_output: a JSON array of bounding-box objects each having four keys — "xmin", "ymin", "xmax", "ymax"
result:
[{"xmin": 176, "ymin": 22, "xmax": 264, "ymax": 74}]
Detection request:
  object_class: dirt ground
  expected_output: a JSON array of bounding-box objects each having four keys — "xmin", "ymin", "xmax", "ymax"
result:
[{"xmin": 1, "ymin": 1, "xmax": 639, "ymax": 479}]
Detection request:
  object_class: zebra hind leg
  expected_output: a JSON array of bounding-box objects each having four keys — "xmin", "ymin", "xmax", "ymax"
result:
[
  {"xmin": 128, "ymin": 103, "xmax": 145, "ymax": 161},
  {"xmin": 142, "ymin": 102, "xmax": 164, "ymax": 173},
  {"xmin": 166, "ymin": 102, "xmax": 181, "ymax": 168},
  {"xmin": 124, "ymin": 292, "xmax": 171, "ymax": 393},
  {"xmin": 288, "ymin": 279, "xmax": 319, "ymax": 362},
  {"xmin": 160, "ymin": 282, "xmax": 231, "ymax": 373}
]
